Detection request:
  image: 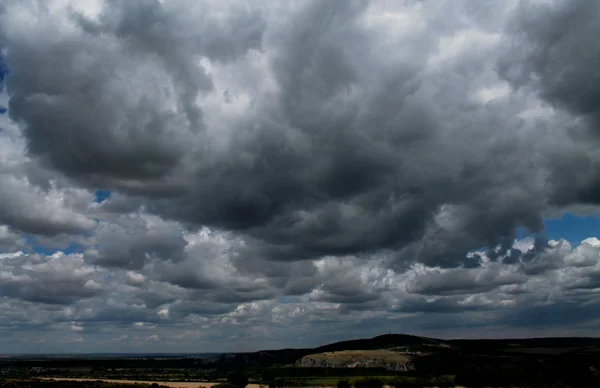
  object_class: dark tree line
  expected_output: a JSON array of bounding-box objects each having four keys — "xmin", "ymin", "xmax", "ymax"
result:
[{"xmin": 0, "ymin": 380, "xmax": 170, "ymax": 388}]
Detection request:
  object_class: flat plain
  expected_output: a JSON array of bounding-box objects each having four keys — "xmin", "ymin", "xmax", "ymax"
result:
[{"xmin": 41, "ymin": 378, "xmax": 264, "ymax": 388}]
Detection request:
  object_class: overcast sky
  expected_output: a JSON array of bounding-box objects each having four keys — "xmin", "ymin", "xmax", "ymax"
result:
[{"xmin": 1, "ymin": 0, "xmax": 600, "ymax": 354}]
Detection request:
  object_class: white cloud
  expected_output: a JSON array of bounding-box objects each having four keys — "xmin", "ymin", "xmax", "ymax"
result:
[{"xmin": 0, "ymin": 0, "xmax": 600, "ymax": 353}]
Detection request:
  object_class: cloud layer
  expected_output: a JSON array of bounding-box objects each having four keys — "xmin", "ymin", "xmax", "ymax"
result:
[{"xmin": 0, "ymin": 0, "xmax": 599, "ymax": 352}]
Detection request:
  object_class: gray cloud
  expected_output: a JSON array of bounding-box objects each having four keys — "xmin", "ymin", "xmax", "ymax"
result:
[
  {"xmin": 500, "ymin": 0, "xmax": 600, "ymax": 207},
  {"xmin": 2, "ymin": 0, "xmax": 265, "ymax": 186},
  {"xmin": 405, "ymin": 264, "xmax": 527, "ymax": 296},
  {"xmin": 142, "ymin": 0, "xmax": 551, "ymax": 268},
  {"xmin": 0, "ymin": 0, "xmax": 600, "ymax": 352},
  {"xmin": 0, "ymin": 0, "xmax": 556, "ymax": 268},
  {"xmin": 500, "ymin": 0, "xmax": 600, "ymax": 124},
  {"xmin": 0, "ymin": 225, "xmax": 24, "ymax": 251},
  {"xmin": 84, "ymin": 214, "xmax": 187, "ymax": 269},
  {"xmin": 1, "ymin": 233, "xmax": 599, "ymax": 352},
  {"xmin": 0, "ymin": 175, "xmax": 96, "ymax": 235},
  {"xmin": 0, "ymin": 252, "xmax": 103, "ymax": 305}
]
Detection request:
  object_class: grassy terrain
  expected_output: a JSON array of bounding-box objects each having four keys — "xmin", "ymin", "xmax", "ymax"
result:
[
  {"xmin": 38, "ymin": 378, "xmax": 263, "ymax": 388},
  {"xmin": 3, "ymin": 334, "xmax": 600, "ymax": 387},
  {"xmin": 298, "ymin": 375, "xmax": 393, "ymax": 386},
  {"xmin": 301, "ymin": 350, "xmax": 410, "ymax": 363}
]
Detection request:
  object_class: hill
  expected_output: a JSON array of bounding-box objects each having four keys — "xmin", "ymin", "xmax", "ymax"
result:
[
  {"xmin": 3, "ymin": 334, "xmax": 600, "ymax": 387},
  {"xmin": 198, "ymin": 334, "xmax": 438, "ymax": 366},
  {"xmin": 198, "ymin": 333, "xmax": 600, "ymax": 367},
  {"xmin": 296, "ymin": 349, "xmax": 413, "ymax": 371}
]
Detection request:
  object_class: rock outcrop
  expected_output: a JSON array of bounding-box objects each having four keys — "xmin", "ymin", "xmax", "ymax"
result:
[{"xmin": 295, "ymin": 350, "xmax": 414, "ymax": 371}]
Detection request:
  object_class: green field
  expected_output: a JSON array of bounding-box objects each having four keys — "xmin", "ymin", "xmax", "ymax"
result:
[{"xmin": 297, "ymin": 375, "xmax": 392, "ymax": 386}]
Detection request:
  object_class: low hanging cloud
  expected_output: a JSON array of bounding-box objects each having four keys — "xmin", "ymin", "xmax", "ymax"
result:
[
  {"xmin": 0, "ymin": 0, "xmax": 599, "ymax": 351},
  {"xmin": 2, "ymin": 233, "xmax": 600, "ymax": 351}
]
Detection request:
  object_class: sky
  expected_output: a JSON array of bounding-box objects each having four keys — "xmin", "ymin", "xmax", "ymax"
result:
[{"xmin": 0, "ymin": 0, "xmax": 600, "ymax": 354}]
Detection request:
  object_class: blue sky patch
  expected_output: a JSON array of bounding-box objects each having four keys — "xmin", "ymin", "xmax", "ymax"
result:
[
  {"xmin": 0, "ymin": 55, "xmax": 8, "ymax": 93},
  {"xmin": 515, "ymin": 226, "xmax": 528, "ymax": 240},
  {"xmin": 543, "ymin": 213, "xmax": 600, "ymax": 245},
  {"xmin": 0, "ymin": 56, "xmax": 6, "ymax": 75},
  {"xmin": 94, "ymin": 189, "xmax": 112, "ymax": 203},
  {"xmin": 515, "ymin": 213, "xmax": 600, "ymax": 246},
  {"xmin": 24, "ymin": 235, "xmax": 85, "ymax": 255},
  {"xmin": 0, "ymin": 106, "xmax": 7, "ymax": 114}
]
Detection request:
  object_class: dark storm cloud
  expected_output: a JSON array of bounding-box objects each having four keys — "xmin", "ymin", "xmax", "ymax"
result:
[
  {"xmin": 501, "ymin": 299, "xmax": 600, "ymax": 328},
  {"xmin": 2, "ymin": 0, "xmax": 265, "ymax": 184},
  {"xmin": 396, "ymin": 296, "xmax": 500, "ymax": 316},
  {"xmin": 500, "ymin": 0, "xmax": 600, "ymax": 207},
  {"xmin": 75, "ymin": 0, "xmax": 265, "ymax": 142},
  {"xmin": 159, "ymin": 265, "xmax": 219, "ymax": 290},
  {"xmin": 2, "ymin": 0, "xmax": 600, "ymax": 352},
  {"xmin": 1, "ymin": 0, "xmax": 558, "ymax": 269},
  {"xmin": 144, "ymin": 0, "xmax": 550, "ymax": 268},
  {"xmin": 84, "ymin": 214, "xmax": 187, "ymax": 269},
  {"xmin": 500, "ymin": 0, "xmax": 600, "ymax": 124}
]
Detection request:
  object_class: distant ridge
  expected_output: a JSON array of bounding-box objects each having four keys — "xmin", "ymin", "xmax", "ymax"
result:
[
  {"xmin": 261, "ymin": 334, "xmax": 440, "ymax": 354},
  {"xmin": 199, "ymin": 333, "xmax": 600, "ymax": 367},
  {"xmin": 4, "ymin": 334, "xmax": 599, "ymax": 360}
]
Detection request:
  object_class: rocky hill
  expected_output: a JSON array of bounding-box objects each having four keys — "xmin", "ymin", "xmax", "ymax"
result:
[
  {"xmin": 198, "ymin": 334, "xmax": 447, "ymax": 367},
  {"xmin": 197, "ymin": 334, "xmax": 600, "ymax": 368},
  {"xmin": 296, "ymin": 350, "xmax": 414, "ymax": 371}
]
